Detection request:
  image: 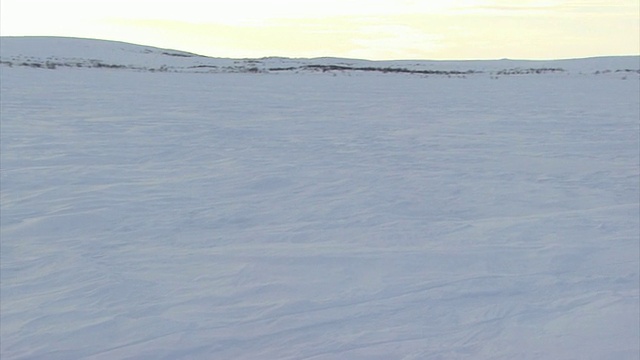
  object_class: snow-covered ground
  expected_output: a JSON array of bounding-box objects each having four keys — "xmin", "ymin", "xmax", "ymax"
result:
[
  {"xmin": 2, "ymin": 36, "xmax": 639, "ymax": 76},
  {"xmin": 1, "ymin": 38, "xmax": 639, "ymax": 359}
]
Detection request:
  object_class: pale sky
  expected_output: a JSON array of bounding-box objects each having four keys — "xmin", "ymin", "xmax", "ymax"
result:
[{"xmin": 1, "ymin": 0, "xmax": 638, "ymax": 60}]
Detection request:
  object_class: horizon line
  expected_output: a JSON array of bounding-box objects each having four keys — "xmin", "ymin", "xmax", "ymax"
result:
[{"xmin": 2, "ymin": 35, "xmax": 640, "ymax": 63}]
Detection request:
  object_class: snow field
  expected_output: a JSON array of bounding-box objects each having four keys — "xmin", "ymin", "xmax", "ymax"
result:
[{"xmin": 1, "ymin": 67, "xmax": 639, "ymax": 359}]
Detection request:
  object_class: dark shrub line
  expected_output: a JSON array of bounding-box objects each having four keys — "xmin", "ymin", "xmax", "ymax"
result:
[{"xmin": 301, "ymin": 64, "xmax": 476, "ymax": 75}]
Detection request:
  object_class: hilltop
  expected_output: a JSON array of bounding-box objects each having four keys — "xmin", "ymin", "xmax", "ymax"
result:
[{"xmin": 1, "ymin": 36, "xmax": 638, "ymax": 76}]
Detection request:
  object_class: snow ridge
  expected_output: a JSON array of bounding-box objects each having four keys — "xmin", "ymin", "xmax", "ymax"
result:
[{"xmin": 1, "ymin": 36, "xmax": 639, "ymax": 76}]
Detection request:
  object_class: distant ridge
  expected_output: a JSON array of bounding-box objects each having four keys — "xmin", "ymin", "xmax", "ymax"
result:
[{"xmin": 1, "ymin": 36, "xmax": 639, "ymax": 76}]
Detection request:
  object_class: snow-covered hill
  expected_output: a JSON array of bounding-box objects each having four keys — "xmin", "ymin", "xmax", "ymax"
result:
[
  {"xmin": 1, "ymin": 36, "xmax": 639, "ymax": 359},
  {"xmin": 1, "ymin": 36, "xmax": 638, "ymax": 76}
]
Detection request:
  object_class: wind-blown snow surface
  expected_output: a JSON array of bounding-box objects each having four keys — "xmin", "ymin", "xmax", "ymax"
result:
[{"xmin": 2, "ymin": 56, "xmax": 639, "ymax": 358}]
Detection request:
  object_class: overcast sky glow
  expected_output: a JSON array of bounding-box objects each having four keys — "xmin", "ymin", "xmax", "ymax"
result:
[{"xmin": 1, "ymin": 0, "xmax": 638, "ymax": 60}]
